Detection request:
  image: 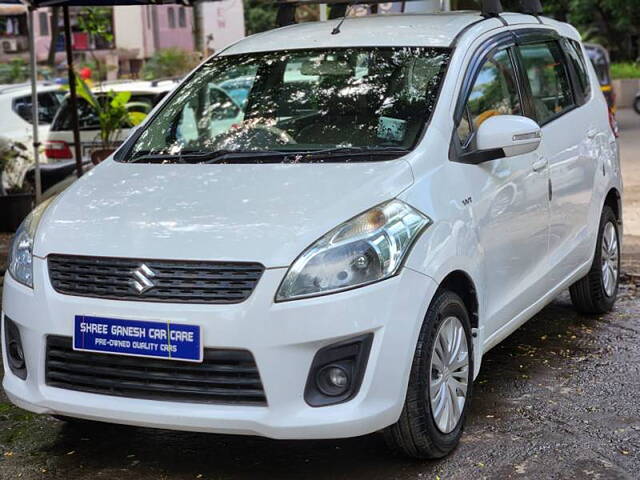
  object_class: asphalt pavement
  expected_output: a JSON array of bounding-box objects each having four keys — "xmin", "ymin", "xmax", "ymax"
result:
[{"xmin": 0, "ymin": 112, "xmax": 639, "ymax": 480}]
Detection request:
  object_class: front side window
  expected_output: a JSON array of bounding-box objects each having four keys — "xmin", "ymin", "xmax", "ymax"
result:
[
  {"xmin": 457, "ymin": 48, "xmax": 522, "ymax": 145},
  {"xmin": 124, "ymin": 47, "xmax": 450, "ymax": 163},
  {"xmin": 518, "ymin": 41, "xmax": 575, "ymax": 124}
]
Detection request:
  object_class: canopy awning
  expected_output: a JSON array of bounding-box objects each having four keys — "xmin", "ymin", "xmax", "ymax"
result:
[
  {"xmin": 0, "ymin": 0, "xmax": 188, "ymax": 7},
  {"xmin": 0, "ymin": 3, "xmax": 28, "ymax": 14}
]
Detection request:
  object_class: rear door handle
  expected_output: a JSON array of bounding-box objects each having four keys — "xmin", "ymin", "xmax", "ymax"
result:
[
  {"xmin": 532, "ymin": 158, "xmax": 548, "ymax": 173},
  {"xmin": 587, "ymin": 129, "xmax": 598, "ymax": 139}
]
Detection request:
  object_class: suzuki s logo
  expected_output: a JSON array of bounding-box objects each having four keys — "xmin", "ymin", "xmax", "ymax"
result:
[{"xmin": 130, "ymin": 264, "xmax": 156, "ymax": 294}]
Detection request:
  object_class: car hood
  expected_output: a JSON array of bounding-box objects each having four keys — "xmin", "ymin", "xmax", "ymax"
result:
[{"xmin": 34, "ymin": 159, "xmax": 414, "ymax": 267}]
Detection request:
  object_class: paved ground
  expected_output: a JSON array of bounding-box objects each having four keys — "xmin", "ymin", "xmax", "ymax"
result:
[{"xmin": 0, "ymin": 112, "xmax": 639, "ymax": 479}]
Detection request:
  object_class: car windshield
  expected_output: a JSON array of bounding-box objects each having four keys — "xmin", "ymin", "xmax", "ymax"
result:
[{"xmin": 123, "ymin": 47, "xmax": 450, "ymax": 163}]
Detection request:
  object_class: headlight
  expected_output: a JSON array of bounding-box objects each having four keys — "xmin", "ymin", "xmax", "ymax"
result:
[
  {"xmin": 276, "ymin": 200, "xmax": 430, "ymax": 301},
  {"xmin": 8, "ymin": 197, "xmax": 54, "ymax": 288}
]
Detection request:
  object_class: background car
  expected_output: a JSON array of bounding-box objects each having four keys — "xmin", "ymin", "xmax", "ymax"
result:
[
  {"xmin": 585, "ymin": 43, "xmax": 616, "ymax": 113},
  {"xmin": 0, "ymin": 82, "xmax": 65, "ymax": 193},
  {"xmin": 45, "ymin": 79, "xmax": 180, "ymax": 164}
]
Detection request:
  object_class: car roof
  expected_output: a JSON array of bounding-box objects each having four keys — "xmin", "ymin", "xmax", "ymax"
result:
[
  {"xmin": 0, "ymin": 83, "xmax": 62, "ymax": 97},
  {"xmin": 221, "ymin": 11, "xmax": 579, "ymax": 56},
  {"xmin": 92, "ymin": 80, "xmax": 178, "ymax": 94}
]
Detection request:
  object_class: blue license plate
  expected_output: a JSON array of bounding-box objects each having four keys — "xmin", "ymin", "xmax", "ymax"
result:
[{"xmin": 73, "ymin": 315, "xmax": 203, "ymax": 362}]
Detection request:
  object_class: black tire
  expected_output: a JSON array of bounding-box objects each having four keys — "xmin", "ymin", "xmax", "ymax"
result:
[
  {"xmin": 569, "ymin": 206, "xmax": 620, "ymax": 314},
  {"xmin": 634, "ymin": 97, "xmax": 640, "ymax": 115},
  {"xmin": 384, "ymin": 290, "xmax": 473, "ymax": 459}
]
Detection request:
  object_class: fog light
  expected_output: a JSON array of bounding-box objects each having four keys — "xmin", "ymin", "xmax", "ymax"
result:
[
  {"xmin": 8, "ymin": 340, "xmax": 25, "ymax": 370},
  {"xmin": 316, "ymin": 364, "xmax": 350, "ymax": 396},
  {"xmin": 3, "ymin": 316, "xmax": 27, "ymax": 380}
]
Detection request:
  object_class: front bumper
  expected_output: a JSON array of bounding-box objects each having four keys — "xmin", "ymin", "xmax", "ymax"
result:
[{"xmin": 2, "ymin": 258, "xmax": 437, "ymax": 439}]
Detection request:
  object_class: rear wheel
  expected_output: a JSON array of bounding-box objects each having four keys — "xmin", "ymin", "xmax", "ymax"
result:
[
  {"xmin": 634, "ymin": 97, "xmax": 640, "ymax": 115},
  {"xmin": 384, "ymin": 290, "xmax": 473, "ymax": 459},
  {"xmin": 569, "ymin": 206, "xmax": 620, "ymax": 314}
]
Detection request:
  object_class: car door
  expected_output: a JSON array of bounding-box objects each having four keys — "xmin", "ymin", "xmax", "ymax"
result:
[
  {"xmin": 516, "ymin": 37, "xmax": 599, "ymax": 287},
  {"xmin": 453, "ymin": 43, "xmax": 550, "ymax": 339}
]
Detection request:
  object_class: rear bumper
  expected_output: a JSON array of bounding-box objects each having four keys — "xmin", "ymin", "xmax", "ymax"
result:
[{"xmin": 2, "ymin": 260, "xmax": 437, "ymax": 439}]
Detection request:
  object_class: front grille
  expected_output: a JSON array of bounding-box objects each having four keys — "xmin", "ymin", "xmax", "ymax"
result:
[
  {"xmin": 45, "ymin": 336, "xmax": 267, "ymax": 405},
  {"xmin": 47, "ymin": 254, "xmax": 264, "ymax": 304}
]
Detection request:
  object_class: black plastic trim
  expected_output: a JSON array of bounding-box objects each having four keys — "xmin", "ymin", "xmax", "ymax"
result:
[
  {"xmin": 3, "ymin": 316, "xmax": 27, "ymax": 380},
  {"xmin": 458, "ymin": 148, "xmax": 506, "ymax": 165},
  {"xmin": 304, "ymin": 333, "xmax": 373, "ymax": 407},
  {"xmin": 45, "ymin": 336, "xmax": 267, "ymax": 406}
]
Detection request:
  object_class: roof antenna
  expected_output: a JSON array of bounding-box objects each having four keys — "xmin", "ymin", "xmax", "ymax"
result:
[
  {"xmin": 480, "ymin": 0, "xmax": 503, "ymax": 18},
  {"xmin": 331, "ymin": 2, "xmax": 352, "ymax": 35},
  {"xmin": 519, "ymin": 0, "xmax": 543, "ymax": 15}
]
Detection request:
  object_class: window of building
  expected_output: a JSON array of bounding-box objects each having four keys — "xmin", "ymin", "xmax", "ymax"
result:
[
  {"xmin": 39, "ymin": 12, "xmax": 49, "ymax": 36},
  {"xmin": 168, "ymin": 7, "xmax": 176, "ymax": 29},
  {"xmin": 518, "ymin": 42, "xmax": 575, "ymax": 124},
  {"xmin": 178, "ymin": 7, "xmax": 186, "ymax": 28}
]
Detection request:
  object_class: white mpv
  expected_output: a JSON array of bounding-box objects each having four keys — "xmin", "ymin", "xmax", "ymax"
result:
[{"xmin": 2, "ymin": 7, "xmax": 622, "ymax": 459}]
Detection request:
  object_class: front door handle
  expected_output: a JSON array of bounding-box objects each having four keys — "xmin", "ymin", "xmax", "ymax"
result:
[
  {"xmin": 532, "ymin": 157, "xmax": 548, "ymax": 173},
  {"xmin": 587, "ymin": 128, "xmax": 598, "ymax": 139}
]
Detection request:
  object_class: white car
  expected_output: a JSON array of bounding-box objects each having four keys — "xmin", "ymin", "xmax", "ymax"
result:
[
  {"xmin": 0, "ymin": 83, "xmax": 65, "ymax": 192},
  {"xmin": 3, "ymin": 6, "xmax": 622, "ymax": 459}
]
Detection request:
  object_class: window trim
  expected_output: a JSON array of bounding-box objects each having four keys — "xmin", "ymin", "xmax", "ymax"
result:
[
  {"xmin": 561, "ymin": 38, "xmax": 593, "ymax": 107},
  {"xmin": 449, "ymin": 32, "xmax": 520, "ymax": 163}
]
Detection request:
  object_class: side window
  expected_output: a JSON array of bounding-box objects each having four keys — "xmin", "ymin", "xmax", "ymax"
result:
[
  {"xmin": 564, "ymin": 39, "xmax": 592, "ymax": 101},
  {"xmin": 457, "ymin": 48, "xmax": 522, "ymax": 146},
  {"xmin": 518, "ymin": 41, "xmax": 575, "ymax": 124}
]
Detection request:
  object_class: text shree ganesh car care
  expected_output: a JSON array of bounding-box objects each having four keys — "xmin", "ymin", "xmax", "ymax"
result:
[{"xmin": 3, "ymin": 2, "xmax": 622, "ymax": 459}]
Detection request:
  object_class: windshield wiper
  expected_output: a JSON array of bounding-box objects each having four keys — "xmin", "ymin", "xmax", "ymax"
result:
[
  {"xmin": 127, "ymin": 150, "xmax": 289, "ymax": 164},
  {"xmin": 126, "ymin": 146, "xmax": 410, "ymax": 164},
  {"xmin": 293, "ymin": 146, "xmax": 410, "ymax": 160}
]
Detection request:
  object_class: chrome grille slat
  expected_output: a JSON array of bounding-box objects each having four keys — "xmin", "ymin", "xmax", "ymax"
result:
[{"xmin": 47, "ymin": 254, "xmax": 264, "ymax": 304}]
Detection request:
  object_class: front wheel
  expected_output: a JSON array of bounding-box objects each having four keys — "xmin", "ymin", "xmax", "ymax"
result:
[
  {"xmin": 384, "ymin": 290, "xmax": 473, "ymax": 459},
  {"xmin": 634, "ymin": 97, "xmax": 640, "ymax": 115},
  {"xmin": 569, "ymin": 206, "xmax": 620, "ymax": 314}
]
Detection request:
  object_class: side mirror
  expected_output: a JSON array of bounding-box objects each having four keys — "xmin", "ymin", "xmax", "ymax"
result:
[{"xmin": 459, "ymin": 115, "xmax": 542, "ymax": 165}]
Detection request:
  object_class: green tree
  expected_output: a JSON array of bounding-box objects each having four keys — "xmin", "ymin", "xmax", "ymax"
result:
[
  {"xmin": 77, "ymin": 7, "xmax": 114, "ymax": 81},
  {"xmin": 141, "ymin": 48, "xmax": 200, "ymax": 81},
  {"xmin": 558, "ymin": 0, "xmax": 640, "ymax": 61},
  {"xmin": 243, "ymin": 0, "xmax": 277, "ymax": 36}
]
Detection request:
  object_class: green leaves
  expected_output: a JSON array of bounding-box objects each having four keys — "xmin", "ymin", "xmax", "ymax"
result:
[
  {"xmin": 74, "ymin": 76, "xmax": 147, "ymax": 148},
  {"xmin": 77, "ymin": 8, "xmax": 114, "ymax": 43}
]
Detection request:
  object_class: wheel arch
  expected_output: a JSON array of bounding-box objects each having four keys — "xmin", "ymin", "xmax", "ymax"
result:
[
  {"xmin": 438, "ymin": 270, "xmax": 479, "ymax": 330},
  {"xmin": 604, "ymin": 187, "xmax": 622, "ymax": 227}
]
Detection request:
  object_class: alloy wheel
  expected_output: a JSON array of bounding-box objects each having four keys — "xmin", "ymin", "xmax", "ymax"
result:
[
  {"xmin": 601, "ymin": 221, "xmax": 619, "ymax": 297},
  {"xmin": 429, "ymin": 316, "xmax": 469, "ymax": 434}
]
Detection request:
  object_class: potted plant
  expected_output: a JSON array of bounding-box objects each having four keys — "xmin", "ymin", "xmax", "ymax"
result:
[
  {"xmin": 75, "ymin": 76, "xmax": 146, "ymax": 164},
  {"xmin": 0, "ymin": 139, "xmax": 34, "ymax": 232}
]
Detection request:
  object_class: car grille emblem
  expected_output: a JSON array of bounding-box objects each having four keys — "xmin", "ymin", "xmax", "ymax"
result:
[{"xmin": 130, "ymin": 264, "xmax": 157, "ymax": 294}]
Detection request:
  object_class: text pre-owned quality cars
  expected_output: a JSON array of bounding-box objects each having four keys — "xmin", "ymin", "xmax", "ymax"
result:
[{"xmin": 2, "ymin": 6, "xmax": 622, "ymax": 459}]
